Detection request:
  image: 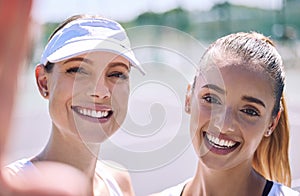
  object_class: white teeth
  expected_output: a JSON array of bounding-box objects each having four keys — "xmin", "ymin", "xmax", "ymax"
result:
[
  {"xmin": 78, "ymin": 108, "xmax": 110, "ymax": 118},
  {"xmin": 220, "ymin": 140, "xmax": 225, "ymax": 146},
  {"xmin": 87, "ymin": 110, "xmax": 92, "ymax": 116},
  {"xmin": 206, "ymin": 133, "xmax": 236, "ymax": 148},
  {"xmin": 82, "ymin": 109, "xmax": 86, "ymax": 115}
]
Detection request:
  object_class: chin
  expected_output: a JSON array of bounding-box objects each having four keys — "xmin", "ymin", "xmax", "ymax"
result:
[
  {"xmin": 199, "ymin": 152, "xmax": 237, "ymax": 171},
  {"xmin": 77, "ymin": 127, "xmax": 116, "ymax": 144}
]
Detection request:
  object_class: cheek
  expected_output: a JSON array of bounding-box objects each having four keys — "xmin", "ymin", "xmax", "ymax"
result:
[
  {"xmin": 189, "ymin": 100, "xmax": 212, "ymax": 151},
  {"xmin": 48, "ymin": 79, "xmax": 69, "ymax": 102},
  {"xmin": 111, "ymin": 84, "xmax": 129, "ymax": 112},
  {"xmin": 49, "ymin": 74, "xmax": 75, "ymax": 96},
  {"xmin": 240, "ymin": 121, "xmax": 268, "ymax": 151},
  {"xmin": 48, "ymin": 86, "xmax": 71, "ymax": 118},
  {"xmin": 110, "ymin": 85, "xmax": 129, "ymax": 128},
  {"xmin": 48, "ymin": 77, "xmax": 74, "ymax": 111},
  {"xmin": 189, "ymin": 101, "xmax": 212, "ymax": 133}
]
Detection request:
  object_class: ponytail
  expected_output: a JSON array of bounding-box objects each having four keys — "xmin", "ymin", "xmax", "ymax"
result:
[{"xmin": 252, "ymin": 95, "xmax": 291, "ymax": 186}]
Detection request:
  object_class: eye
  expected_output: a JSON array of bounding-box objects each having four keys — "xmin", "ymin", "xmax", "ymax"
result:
[
  {"xmin": 240, "ymin": 108, "xmax": 260, "ymax": 117},
  {"xmin": 66, "ymin": 67, "xmax": 86, "ymax": 74},
  {"xmin": 202, "ymin": 94, "xmax": 221, "ymax": 104},
  {"xmin": 107, "ymin": 71, "xmax": 129, "ymax": 80}
]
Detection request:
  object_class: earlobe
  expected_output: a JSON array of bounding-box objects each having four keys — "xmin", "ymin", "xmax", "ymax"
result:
[
  {"xmin": 265, "ymin": 111, "xmax": 282, "ymax": 137},
  {"xmin": 264, "ymin": 129, "xmax": 272, "ymax": 137},
  {"xmin": 185, "ymin": 84, "xmax": 192, "ymax": 114},
  {"xmin": 35, "ymin": 64, "xmax": 49, "ymax": 99}
]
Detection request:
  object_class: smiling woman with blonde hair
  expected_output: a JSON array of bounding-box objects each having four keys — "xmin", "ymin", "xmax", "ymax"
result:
[{"xmin": 153, "ymin": 32, "xmax": 299, "ymax": 196}]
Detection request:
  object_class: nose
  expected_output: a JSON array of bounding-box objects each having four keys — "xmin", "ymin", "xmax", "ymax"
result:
[
  {"xmin": 87, "ymin": 76, "xmax": 111, "ymax": 100},
  {"xmin": 214, "ymin": 106, "xmax": 235, "ymax": 133}
]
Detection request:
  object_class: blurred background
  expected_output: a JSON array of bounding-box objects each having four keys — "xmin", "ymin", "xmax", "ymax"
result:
[{"xmin": 5, "ymin": 0, "xmax": 300, "ymax": 195}]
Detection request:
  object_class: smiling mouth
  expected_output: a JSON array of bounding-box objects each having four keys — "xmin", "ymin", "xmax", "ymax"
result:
[
  {"xmin": 72, "ymin": 106, "xmax": 113, "ymax": 119},
  {"xmin": 204, "ymin": 132, "xmax": 240, "ymax": 154}
]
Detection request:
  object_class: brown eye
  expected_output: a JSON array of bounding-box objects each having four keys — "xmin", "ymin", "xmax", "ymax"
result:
[
  {"xmin": 107, "ymin": 71, "xmax": 128, "ymax": 80},
  {"xmin": 202, "ymin": 94, "xmax": 221, "ymax": 104},
  {"xmin": 240, "ymin": 108, "xmax": 260, "ymax": 117},
  {"xmin": 66, "ymin": 67, "xmax": 86, "ymax": 74}
]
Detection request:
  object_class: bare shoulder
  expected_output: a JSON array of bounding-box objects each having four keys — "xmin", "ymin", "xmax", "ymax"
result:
[{"xmin": 97, "ymin": 160, "xmax": 135, "ymax": 196}]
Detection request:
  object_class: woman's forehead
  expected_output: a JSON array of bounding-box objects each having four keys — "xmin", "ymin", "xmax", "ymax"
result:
[
  {"xmin": 196, "ymin": 64, "xmax": 273, "ymax": 90},
  {"xmin": 60, "ymin": 51, "xmax": 130, "ymax": 67},
  {"xmin": 79, "ymin": 51, "xmax": 129, "ymax": 63}
]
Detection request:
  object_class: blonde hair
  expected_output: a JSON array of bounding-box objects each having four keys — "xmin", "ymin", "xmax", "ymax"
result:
[
  {"xmin": 253, "ymin": 96, "xmax": 291, "ymax": 186},
  {"xmin": 193, "ymin": 32, "xmax": 291, "ymax": 186}
]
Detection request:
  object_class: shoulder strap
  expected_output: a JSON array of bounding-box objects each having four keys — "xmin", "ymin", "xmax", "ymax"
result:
[
  {"xmin": 180, "ymin": 184, "xmax": 187, "ymax": 196},
  {"xmin": 262, "ymin": 180, "xmax": 274, "ymax": 196}
]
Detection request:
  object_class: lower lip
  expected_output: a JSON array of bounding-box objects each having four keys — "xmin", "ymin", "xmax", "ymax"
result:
[
  {"xmin": 203, "ymin": 132, "xmax": 240, "ymax": 155},
  {"xmin": 72, "ymin": 109, "xmax": 112, "ymax": 124}
]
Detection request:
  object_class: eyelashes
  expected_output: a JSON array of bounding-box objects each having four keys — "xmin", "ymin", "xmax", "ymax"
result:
[
  {"xmin": 66, "ymin": 66, "xmax": 129, "ymax": 81},
  {"xmin": 66, "ymin": 66, "xmax": 86, "ymax": 74},
  {"xmin": 201, "ymin": 93, "xmax": 261, "ymax": 117},
  {"xmin": 202, "ymin": 94, "xmax": 221, "ymax": 104},
  {"xmin": 107, "ymin": 71, "xmax": 129, "ymax": 80},
  {"xmin": 240, "ymin": 108, "xmax": 260, "ymax": 117}
]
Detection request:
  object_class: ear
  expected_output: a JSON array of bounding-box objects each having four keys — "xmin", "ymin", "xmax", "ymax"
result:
[
  {"xmin": 264, "ymin": 110, "xmax": 282, "ymax": 137},
  {"xmin": 35, "ymin": 64, "xmax": 49, "ymax": 99},
  {"xmin": 185, "ymin": 84, "xmax": 192, "ymax": 114}
]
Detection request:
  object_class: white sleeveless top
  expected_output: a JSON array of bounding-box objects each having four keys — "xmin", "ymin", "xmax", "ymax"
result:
[
  {"xmin": 159, "ymin": 178, "xmax": 300, "ymax": 196},
  {"xmin": 6, "ymin": 158, "xmax": 124, "ymax": 196},
  {"xmin": 95, "ymin": 161, "xmax": 124, "ymax": 196}
]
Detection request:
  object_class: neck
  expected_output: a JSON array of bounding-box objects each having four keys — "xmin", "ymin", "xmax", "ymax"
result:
[
  {"xmin": 185, "ymin": 160, "xmax": 265, "ymax": 196},
  {"xmin": 32, "ymin": 125, "xmax": 101, "ymax": 179}
]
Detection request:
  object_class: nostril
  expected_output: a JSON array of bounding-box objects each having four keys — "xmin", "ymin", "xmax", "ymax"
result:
[
  {"xmin": 89, "ymin": 94, "xmax": 110, "ymax": 100},
  {"xmin": 87, "ymin": 87, "xmax": 111, "ymax": 99}
]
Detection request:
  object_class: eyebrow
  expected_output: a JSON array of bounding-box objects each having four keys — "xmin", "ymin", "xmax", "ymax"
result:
[
  {"xmin": 242, "ymin": 96, "xmax": 266, "ymax": 108},
  {"xmin": 108, "ymin": 62, "xmax": 130, "ymax": 71},
  {"xmin": 202, "ymin": 84, "xmax": 225, "ymax": 94},
  {"xmin": 63, "ymin": 57, "xmax": 130, "ymax": 70},
  {"xmin": 63, "ymin": 57, "xmax": 93, "ymax": 65},
  {"xmin": 202, "ymin": 84, "xmax": 266, "ymax": 108}
]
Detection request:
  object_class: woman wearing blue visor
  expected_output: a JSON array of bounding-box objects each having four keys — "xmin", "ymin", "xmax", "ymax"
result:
[{"xmin": 6, "ymin": 14, "xmax": 144, "ymax": 196}]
